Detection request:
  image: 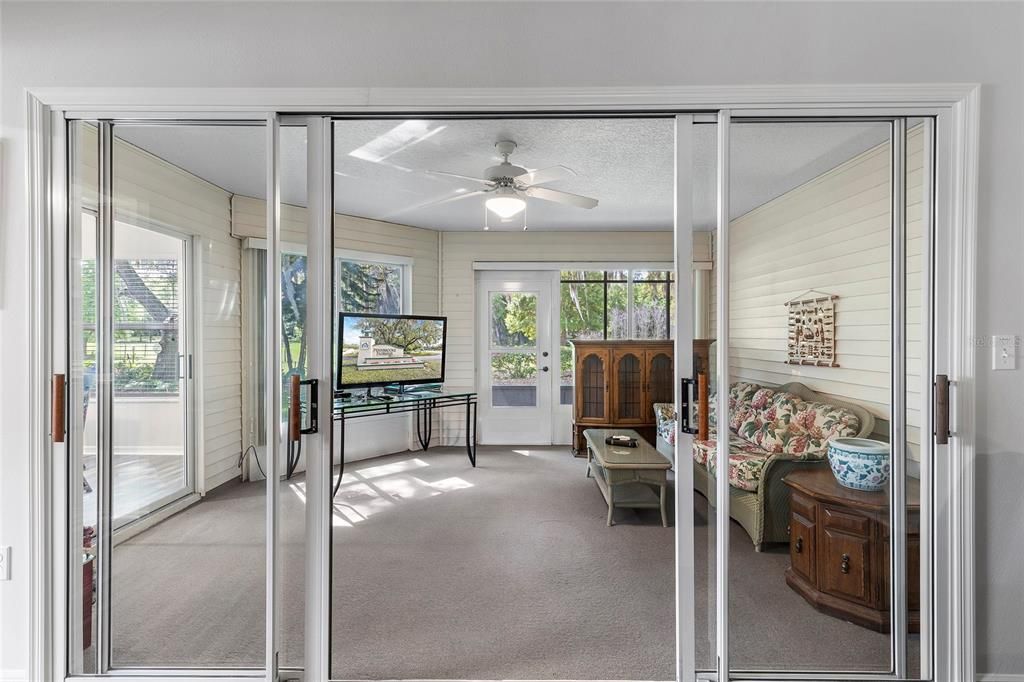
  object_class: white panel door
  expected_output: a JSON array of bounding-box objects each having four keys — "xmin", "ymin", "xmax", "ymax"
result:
[{"xmin": 476, "ymin": 271, "xmax": 556, "ymax": 444}]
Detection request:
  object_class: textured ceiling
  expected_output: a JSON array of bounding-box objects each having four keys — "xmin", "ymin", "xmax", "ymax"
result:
[{"xmin": 114, "ymin": 118, "xmax": 888, "ymax": 232}]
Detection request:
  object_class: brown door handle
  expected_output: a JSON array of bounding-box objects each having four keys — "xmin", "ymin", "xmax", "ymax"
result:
[
  {"xmin": 52, "ymin": 374, "xmax": 66, "ymax": 443},
  {"xmin": 288, "ymin": 374, "xmax": 301, "ymax": 443},
  {"xmin": 795, "ymin": 537, "xmax": 803, "ymax": 553},
  {"xmin": 935, "ymin": 374, "xmax": 950, "ymax": 444},
  {"xmin": 840, "ymin": 553, "xmax": 851, "ymax": 574}
]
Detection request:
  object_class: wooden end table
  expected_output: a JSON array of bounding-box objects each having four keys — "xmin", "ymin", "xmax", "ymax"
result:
[{"xmin": 783, "ymin": 468, "xmax": 920, "ymax": 632}]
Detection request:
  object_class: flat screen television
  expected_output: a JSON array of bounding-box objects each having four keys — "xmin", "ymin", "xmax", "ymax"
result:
[{"xmin": 337, "ymin": 313, "xmax": 447, "ymax": 390}]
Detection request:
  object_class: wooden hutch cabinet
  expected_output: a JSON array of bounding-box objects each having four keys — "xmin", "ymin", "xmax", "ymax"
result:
[
  {"xmin": 570, "ymin": 340, "xmax": 673, "ymax": 454},
  {"xmin": 783, "ymin": 468, "xmax": 920, "ymax": 633}
]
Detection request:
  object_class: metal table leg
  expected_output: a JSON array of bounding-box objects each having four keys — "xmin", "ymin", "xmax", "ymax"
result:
[
  {"xmin": 332, "ymin": 415, "xmax": 345, "ymax": 499},
  {"xmin": 465, "ymin": 397, "xmax": 477, "ymax": 467}
]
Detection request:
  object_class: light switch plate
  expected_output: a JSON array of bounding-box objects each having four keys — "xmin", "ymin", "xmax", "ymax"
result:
[
  {"xmin": 992, "ymin": 335, "xmax": 1017, "ymax": 370},
  {"xmin": 0, "ymin": 546, "xmax": 10, "ymax": 581}
]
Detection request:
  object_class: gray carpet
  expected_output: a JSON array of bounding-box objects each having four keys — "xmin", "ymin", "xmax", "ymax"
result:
[{"xmin": 103, "ymin": 446, "xmax": 914, "ymax": 678}]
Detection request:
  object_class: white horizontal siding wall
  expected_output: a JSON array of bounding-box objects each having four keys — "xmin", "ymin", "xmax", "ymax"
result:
[
  {"xmin": 438, "ymin": 230, "xmax": 675, "ymax": 445},
  {"xmin": 716, "ymin": 126, "xmax": 925, "ymax": 458},
  {"xmin": 79, "ymin": 126, "xmax": 242, "ymax": 492}
]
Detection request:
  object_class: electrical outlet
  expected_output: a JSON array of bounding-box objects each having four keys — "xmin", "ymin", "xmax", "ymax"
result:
[
  {"xmin": 992, "ymin": 335, "xmax": 1017, "ymax": 370},
  {"xmin": 0, "ymin": 546, "xmax": 10, "ymax": 581}
]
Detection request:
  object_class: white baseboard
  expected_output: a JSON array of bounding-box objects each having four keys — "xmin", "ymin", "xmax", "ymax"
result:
[{"xmin": 977, "ymin": 674, "xmax": 1024, "ymax": 681}]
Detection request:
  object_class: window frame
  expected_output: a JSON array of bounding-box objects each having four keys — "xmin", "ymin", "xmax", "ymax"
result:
[
  {"xmin": 245, "ymin": 240, "xmax": 413, "ymax": 316},
  {"xmin": 334, "ymin": 248, "xmax": 413, "ymax": 316},
  {"xmin": 559, "ymin": 269, "xmax": 675, "ymax": 341}
]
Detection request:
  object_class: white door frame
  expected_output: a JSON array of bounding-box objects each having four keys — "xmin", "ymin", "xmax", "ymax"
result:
[
  {"xmin": 27, "ymin": 84, "xmax": 979, "ymax": 682},
  {"xmin": 474, "ymin": 270, "xmax": 557, "ymax": 445},
  {"xmin": 473, "ymin": 260, "xmax": 675, "ymax": 447}
]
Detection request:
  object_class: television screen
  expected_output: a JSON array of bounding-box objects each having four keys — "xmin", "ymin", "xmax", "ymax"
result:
[{"xmin": 337, "ymin": 313, "xmax": 447, "ymax": 389}]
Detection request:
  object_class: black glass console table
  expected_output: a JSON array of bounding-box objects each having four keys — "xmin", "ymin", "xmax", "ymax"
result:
[{"xmin": 331, "ymin": 389, "xmax": 478, "ymax": 497}]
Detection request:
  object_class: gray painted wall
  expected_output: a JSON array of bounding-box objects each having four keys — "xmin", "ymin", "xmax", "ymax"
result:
[{"xmin": 1, "ymin": 1, "xmax": 1021, "ymax": 677}]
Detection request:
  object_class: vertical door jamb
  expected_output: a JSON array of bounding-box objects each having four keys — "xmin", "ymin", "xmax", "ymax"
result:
[
  {"xmin": 714, "ymin": 109, "xmax": 731, "ymax": 682},
  {"xmin": 916, "ymin": 116, "xmax": 936, "ymax": 680},
  {"xmin": 305, "ymin": 115, "xmax": 334, "ymax": 682},
  {"xmin": 95, "ymin": 120, "xmax": 114, "ymax": 675},
  {"xmin": 673, "ymin": 114, "xmax": 697, "ymax": 682},
  {"xmin": 265, "ymin": 113, "xmax": 282, "ymax": 682},
  {"xmin": 50, "ymin": 108, "xmax": 71, "ymax": 682},
  {"xmin": 891, "ymin": 118, "xmax": 909, "ymax": 679}
]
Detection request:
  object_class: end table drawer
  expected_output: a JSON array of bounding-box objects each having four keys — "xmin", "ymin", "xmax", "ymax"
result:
[
  {"xmin": 822, "ymin": 505, "xmax": 871, "ymax": 537},
  {"xmin": 789, "ymin": 512, "xmax": 816, "ymax": 583},
  {"xmin": 820, "ymin": 528, "xmax": 873, "ymax": 606},
  {"xmin": 790, "ymin": 492, "xmax": 816, "ymax": 522}
]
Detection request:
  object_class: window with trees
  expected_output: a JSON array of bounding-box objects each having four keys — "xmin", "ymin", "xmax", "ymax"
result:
[
  {"xmin": 559, "ymin": 269, "xmax": 674, "ymax": 404},
  {"xmin": 279, "ymin": 252, "xmax": 407, "ymax": 383},
  {"xmin": 79, "ymin": 214, "xmax": 187, "ymax": 396}
]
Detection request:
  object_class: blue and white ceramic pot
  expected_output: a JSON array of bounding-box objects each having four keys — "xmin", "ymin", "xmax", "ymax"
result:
[{"xmin": 827, "ymin": 437, "xmax": 891, "ymax": 492}]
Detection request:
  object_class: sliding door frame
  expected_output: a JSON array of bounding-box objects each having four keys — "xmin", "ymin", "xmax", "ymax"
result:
[
  {"xmin": 714, "ymin": 114, "xmax": 936, "ymax": 680},
  {"xmin": 29, "ymin": 84, "xmax": 978, "ymax": 682}
]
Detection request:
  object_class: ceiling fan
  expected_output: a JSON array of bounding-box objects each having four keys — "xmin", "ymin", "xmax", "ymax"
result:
[{"xmin": 419, "ymin": 140, "xmax": 599, "ymax": 222}]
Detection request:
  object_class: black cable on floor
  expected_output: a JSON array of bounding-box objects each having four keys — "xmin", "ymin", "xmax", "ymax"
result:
[{"xmin": 239, "ymin": 444, "xmax": 266, "ymax": 479}]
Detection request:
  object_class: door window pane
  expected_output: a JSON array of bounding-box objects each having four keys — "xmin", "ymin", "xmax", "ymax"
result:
[
  {"xmin": 725, "ymin": 120, "xmax": 895, "ymax": 673},
  {"xmin": 69, "ymin": 122, "xmax": 98, "ymax": 674},
  {"xmin": 104, "ymin": 122, "xmax": 266, "ymax": 668},
  {"xmin": 490, "ymin": 351, "xmax": 538, "ymax": 406},
  {"xmin": 490, "ymin": 292, "xmax": 537, "ymax": 348}
]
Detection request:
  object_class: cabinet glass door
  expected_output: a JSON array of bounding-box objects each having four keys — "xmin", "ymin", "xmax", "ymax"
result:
[
  {"xmin": 612, "ymin": 350, "xmax": 644, "ymax": 423},
  {"xmin": 577, "ymin": 350, "xmax": 609, "ymax": 422},
  {"xmin": 645, "ymin": 350, "xmax": 673, "ymax": 419}
]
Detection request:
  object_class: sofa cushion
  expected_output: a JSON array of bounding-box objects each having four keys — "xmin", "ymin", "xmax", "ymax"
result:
[
  {"xmin": 654, "ymin": 403, "xmax": 676, "ymax": 447},
  {"xmin": 695, "ymin": 381, "xmax": 863, "ymax": 492},
  {"xmin": 767, "ymin": 392, "xmax": 861, "ymax": 458},
  {"xmin": 703, "ymin": 440, "xmax": 770, "ymax": 492},
  {"xmin": 693, "ymin": 433, "xmax": 763, "ymax": 467},
  {"xmin": 708, "ymin": 381, "xmax": 761, "ymax": 430}
]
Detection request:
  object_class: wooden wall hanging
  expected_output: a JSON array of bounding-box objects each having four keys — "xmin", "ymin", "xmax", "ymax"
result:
[{"xmin": 786, "ymin": 291, "xmax": 839, "ymax": 367}]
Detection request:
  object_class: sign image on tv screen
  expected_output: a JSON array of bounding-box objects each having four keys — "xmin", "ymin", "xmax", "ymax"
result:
[{"xmin": 338, "ymin": 313, "xmax": 447, "ymax": 389}]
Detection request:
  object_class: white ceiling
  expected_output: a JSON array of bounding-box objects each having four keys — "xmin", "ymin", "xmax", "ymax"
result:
[{"xmin": 115, "ymin": 119, "xmax": 888, "ymax": 232}]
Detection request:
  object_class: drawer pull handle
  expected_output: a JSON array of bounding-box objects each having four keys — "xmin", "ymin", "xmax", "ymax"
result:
[
  {"xmin": 840, "ymin": 553, "xmax": 850, "ymax": 574},
  {"xmin": 795, "ymin": 537, "xmax": 803, "ymax": 553}
]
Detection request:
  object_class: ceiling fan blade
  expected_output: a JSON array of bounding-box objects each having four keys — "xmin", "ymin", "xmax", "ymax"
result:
[
  {"xmin": 514, "ymin": 164, "xmax": 577, "ymax": 186},
  {"xmin": 383, "ymin": 188, "xmax": 491, "ymax": 218},
  {"xmin": 524, "ymin": 186, "xmax": 599, "ymax": 209},
  {"xmin": 425, "ymin": 169, "xmax": 494, "ymax": 186}
]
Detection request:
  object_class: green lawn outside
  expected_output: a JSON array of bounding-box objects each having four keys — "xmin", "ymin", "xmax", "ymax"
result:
[{"xmin": 340, "ymin": 357, "xmax": 442, "ymax": 385}]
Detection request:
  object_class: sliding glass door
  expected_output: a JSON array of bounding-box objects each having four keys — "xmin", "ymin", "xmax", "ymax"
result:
[
  {"xmin": 58, "ymin": 107, "xmax": 942, "ymax": 682},
  {"xmin": 66, "ymin": 119, "xmax": 270, "ymax": 673},
  {"xmin": 681, "ymin": 113, "xmax": 936, "ymax": 680}
]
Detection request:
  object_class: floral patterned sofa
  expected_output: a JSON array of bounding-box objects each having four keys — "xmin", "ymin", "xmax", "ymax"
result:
[{"xmin": 654, "ymin": 381, "xmax": 874, "ymax": 550}]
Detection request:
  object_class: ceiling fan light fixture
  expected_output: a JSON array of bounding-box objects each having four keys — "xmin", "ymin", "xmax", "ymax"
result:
[{"xmin": 485, "ymin": 190, "xmax": 526, "ymax": 219}]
